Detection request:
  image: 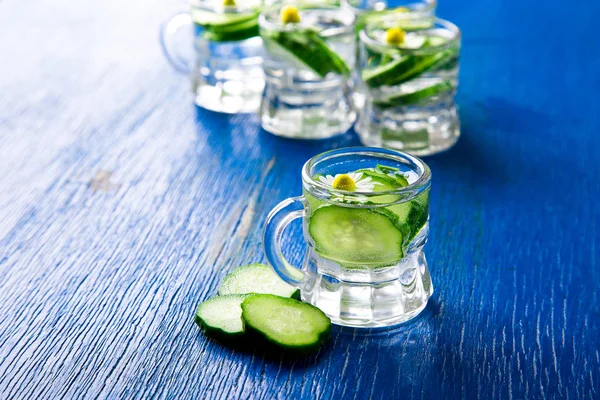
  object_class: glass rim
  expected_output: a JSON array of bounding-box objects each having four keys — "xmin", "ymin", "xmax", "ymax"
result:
[
  {"xmin": 301, "ymin": 147, "xmax": 431, "ymax": 197},
  {"xmin": 259, "ymin": 5, "xmax": 355, "ymax": 33},
  {"xmin": 189, "ymin": 0, "xmax": 273, "ymax": 13},
  {"xmin": 341, "ymin": 0, "xmax": 437, "ymax": 13},
  {"xmin": 359, "ymin": 17, "xmax": 461, "ymax": 53}
]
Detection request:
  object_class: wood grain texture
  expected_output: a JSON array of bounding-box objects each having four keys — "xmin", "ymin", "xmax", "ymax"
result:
[{"xmin": 0, "ymin": 0, "xmax": 598, "ymax": 399}]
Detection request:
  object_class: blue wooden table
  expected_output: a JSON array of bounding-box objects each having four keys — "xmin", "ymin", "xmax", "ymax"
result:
[{"xmin": 1, "ymin": 0, "xmax": 598, "ymax": 398}]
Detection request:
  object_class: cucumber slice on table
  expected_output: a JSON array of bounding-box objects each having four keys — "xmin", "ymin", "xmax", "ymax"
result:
[
  {"xmin": 374, "ymin": 80, "xmax": 454, "ymax": 108},
  {"xmin": 241, "ymin": 294, "xmax": 331, "ymax": 354},
  {"xmin": 309, "ymin": 206, "xmax": 405, "ymax": 266},
  {"xmin": 195, "ymin": 294, "xmax": 249, "ymax": 342},
  {"xmin": 218, "ymin": 263, "xmax": 300, "ymax": 299},
  {"xmin": 263, "ymin": 29, "xmax": 350, "ymax": 77}
]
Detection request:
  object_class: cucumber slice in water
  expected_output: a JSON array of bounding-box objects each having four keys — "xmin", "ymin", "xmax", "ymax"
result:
[
  {"xmin": 204, "ymin": 26, "xmax": 259, "ymax": 42},
  {"xmin": 423, "ymin": 36, "xmax": 448, "ymax": 47},
  {"xmin": 218, "ymin": 263, "xmax": 300, "ymax": 299},
  {"xmin": 362, "ymin": 47, "xmax": 457, "ymax": 88},
  {"xmin": 195, "ymin": 294, "xmax": 249, "ymax": 342},
  {"xmin": 194, "ymin": 10, "xmax": 260, "ymax": 42},
  {"xmin": 309, "ymin": 206, "xmax": 404, "ymax": 266},
  {"xmin": 362, "ymin": 56, "xmax": 422, "ymax": 88},
  {"xmin": 360, "ymin": 168, "xmax": 409, "ymax": 188},
  {"xmin": 406, "ymin": 190, "xmax": 429, "ymax": 242},
  {"xmin": 374, "ymin": 80, "xmax": 454, "ymax": 108},
  {"xmin": 193, "ymin": 10, "xmax": 258, "ymax": 28},
  {"xmin": 357, "ymin": 11, "xmax": 434, "ymax": 34},
  {"xmin": 241, "ymin": 294, "xmax": 331, "ymax": 354},
  {"xmin": 263, "ymin": 29, "xmax": 350, "ymax": 77}
]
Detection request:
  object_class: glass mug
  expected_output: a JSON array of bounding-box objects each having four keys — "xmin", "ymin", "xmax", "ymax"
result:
[
  {"xmin": 263, "ymin": 147, "xmax": 433, "ymax": 327},
  {"xmin": 341, "ymin": 0, "xmax": 438, "ymax": 113},
  {"xmin": 259, "ymin": 5, "xmax": 357, "ymax": 139},
  {"xmin": 356, "ymin": 18, "xmax": 461, "ymax": 156},
  {"xmin": 160, "ymin": 0, "xmax": 267, "ymax": 113}
]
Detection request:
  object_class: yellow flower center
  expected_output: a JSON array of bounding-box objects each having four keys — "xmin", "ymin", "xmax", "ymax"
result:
[
  {"xmin": 395, "ymin": 7, "xmax": 409, "ymax": 13},
  {"xmin": 332, "ymin": 174, "xmax": 356, "ymax": 191},
  {"xmin": 223, "ymin": 0, "xmax": 236, "ymax": 5},
  {"xmin": 385, "ymin": 27, "xmax": 405, "ymax": 45},
  {"xmin": 280, "ymin": 6, "xmax": 301, "ymax": 24}
]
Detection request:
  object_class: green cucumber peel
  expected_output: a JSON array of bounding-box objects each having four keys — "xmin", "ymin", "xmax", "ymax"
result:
[
  {"xmin": 241, "ymin": 294, "xmax": 331, "ymax": 354},
  {"xmin": 373, "ymin": 80, "xmax": 455, "ymax": 108},
  {"xmin": 218, "ymin": 263, "xmax": 300, "ymax": 299},
  {"xmin": 362, "ymin": 46, "xmax": 458, "ymax": 88},
  {"xmin": 263, "ymin": 29, "xmax": 350, "ymax": 77},
  {"xmin": 195, "ymin": 294, "xmax": 249, "ymax": 343}
]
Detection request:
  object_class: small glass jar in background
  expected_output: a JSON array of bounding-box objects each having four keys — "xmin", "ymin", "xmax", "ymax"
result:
[
  {"xmin": 341, "ymin": 0, "xmax": 438, "ymax": 111},
  {"xmin": 161, "ymin": 0, "xmax": 270, "ymax": 114},
  {"xmin": 259, "ymin": 5, "xmax": 356, "ymax": 139},
  {"xmin": 341, "ymin": 0, "xmax": 437, "ymax": 18},
  {"xmin": 356, "ymin": 19, "xmax": 461, "ymax": 156}
]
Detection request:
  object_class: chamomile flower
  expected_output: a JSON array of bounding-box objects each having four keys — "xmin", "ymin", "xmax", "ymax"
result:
[{"xmin": 318, "ymin": 172, "xmax": 381, "ymax": 203}]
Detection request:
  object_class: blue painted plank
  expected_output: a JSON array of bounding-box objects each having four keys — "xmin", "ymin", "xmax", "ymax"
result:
[{"xmin": 0, "ymin": 0, "xmax": 598, "ymax": 399}]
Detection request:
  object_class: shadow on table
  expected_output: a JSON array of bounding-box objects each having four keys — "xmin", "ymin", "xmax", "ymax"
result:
[
  {"xmin": 193, "ymin": 105, "xmax": 361, "ymax": 175},
  {"xmin": 192, "ymin": 299, "xmax": 442, "ymax": 364},
  {"xmin": 426, "ymin": 96, "xmax": 556, "ymax": 188},
  {"xmin": 193, "ymin": 96, "xmax": 556, "ymax": 182},
  {"xmin": 191, "ymin": 296, "xmax": 489, "ymax": 397}
]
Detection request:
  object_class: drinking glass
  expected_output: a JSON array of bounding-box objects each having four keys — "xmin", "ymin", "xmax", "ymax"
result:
[
  {"xmin": 259, "ymin": 5, "xmax": 356, "ymax": 139},
  {"xmin": 160, "ymin": 0, "xmax": 268, "ymax": 113},
  {"xmin": 356, "ymin": 18, "xmax": 461, "ymax": 155},
  {"xmin": 342, "ymin": 0, "xmax": 436, "ymax": 17},
  {"xmin": 341, "ymin": 0, "xmax": 437, "ymax": 111},
  {"xmin": 263, "ymin": 147, "xmax": 433, "ymax": 327}
]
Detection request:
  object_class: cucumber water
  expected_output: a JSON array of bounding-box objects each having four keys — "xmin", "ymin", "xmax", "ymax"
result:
[
  {"xmin": 262, "ymin": 29, "xmax": 350, "ymax": 77},
  {"xmin": 307, "ymin": 165, "xmax": 429, "ymax": 268},
  {"xmin": 360, "ymin": 24, "xmax": 460, "ymax": 107},
  {"xmin": 192, "ymin": 7, "xmax": 261, "ymax": 42},
  {"xmin": 259, "ymin": 6, "xmax": 353, "ymax": 78}
]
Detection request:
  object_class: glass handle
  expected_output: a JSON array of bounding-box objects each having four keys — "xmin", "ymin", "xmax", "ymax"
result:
[
  {"xmin": 263, "ymin": 196, "xmax": 306, "ymax": 286},
  {"xmin": 159, "ymin": 8, "xmax": 194, "ymax": 74}
]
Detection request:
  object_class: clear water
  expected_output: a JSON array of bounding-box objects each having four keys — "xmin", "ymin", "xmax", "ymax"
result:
[
  {"xmin": 300, "ymin": 164, "xmax": 432, "ymax": 327},
  {"xmin": 260, "ymin": 8, "xmax": 357, "ymax": 138},
  {"xmin": 191, "ymin": 8, "xmax": 265, "ymax": 114},
  {"xmin": 356, "ymin": 23, "xmax": 461, "ymax": 155}
]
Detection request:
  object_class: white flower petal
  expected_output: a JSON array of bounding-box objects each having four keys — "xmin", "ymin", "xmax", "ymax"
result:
[
  {"xmin": 349, "ymin": 195, "xmax": 369, "ymax": 203},
  {"xmin": 348, "ymin": 172, "xmax": 363, "ymax": 181},
  {"xmin": 319, "ymin": 175, "xmax": 335, "ymax": 187},
  {"xmin": 402, "ymin": 33, "xmax": 427, "ymax": 49}
]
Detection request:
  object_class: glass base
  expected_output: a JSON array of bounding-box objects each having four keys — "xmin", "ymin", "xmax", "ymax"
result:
[
  {"xmin": 356, "ymin": 97, "xmax": 460, "ymax": 156},
  {"xmin": 260, "ymin": 70, "xmax": 356, "ymax": 139},
  {"xmin": 193, "ymin": 80, "xmax": 263, "ymax": 114},
  {"xmin": 193, "ymin": 37, "xmax": 264, "ymax": 114},
  {"xmin": 301, "ymin": 247, "xmax": 433, "ymax": 328}
]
